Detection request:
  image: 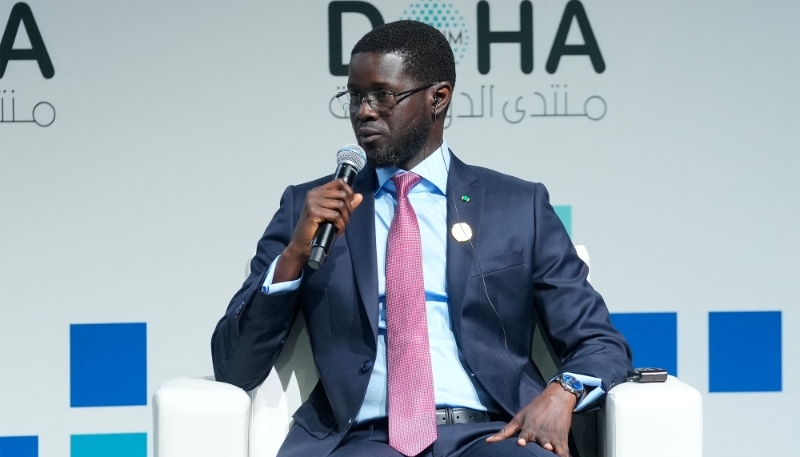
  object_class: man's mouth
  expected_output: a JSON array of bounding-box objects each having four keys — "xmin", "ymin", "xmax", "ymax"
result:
[{"xmin": 357, "ymin": 129, "xmax": 382, "ymax": 144}]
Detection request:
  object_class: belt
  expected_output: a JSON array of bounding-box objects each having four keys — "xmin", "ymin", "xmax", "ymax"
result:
[
  {"xmin": 436, "ymin": 407, "xmax": 495, "ymax": 425},
  {"xmin": 353, "ymin": 407, "xmax": 501, "ymax": 431}
]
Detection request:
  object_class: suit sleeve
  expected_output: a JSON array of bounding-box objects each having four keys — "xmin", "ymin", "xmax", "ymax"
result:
[
  {"xmin": 211, "ymin": 185, "xmax": 304, "ymax": 391},
  {"xmin": 530, "ymin": 182, "xmax": 633, "ymax": 392}
]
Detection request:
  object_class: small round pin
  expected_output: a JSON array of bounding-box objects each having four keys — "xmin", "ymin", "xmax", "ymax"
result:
[
  {"xmin": 461, "ymin": 195, "xmax": 470, "ymax": 202},
  {"xmin": 451, "ymin": 222, "xmax": 473, "ymax": 242}
]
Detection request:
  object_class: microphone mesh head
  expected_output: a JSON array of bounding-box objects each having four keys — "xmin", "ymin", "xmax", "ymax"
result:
[{"xmin": 337, "ymin": 144, "xmax": 367, "ymax": 172}]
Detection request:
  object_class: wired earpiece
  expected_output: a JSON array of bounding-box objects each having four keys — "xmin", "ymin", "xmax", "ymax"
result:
[
  {"xmin": 424, "ymin": 84, "xmax": 548, "ymax": 401},
  {"xmin": 436, "ymin": 137, "xmax": 545, "ymax": 398}
]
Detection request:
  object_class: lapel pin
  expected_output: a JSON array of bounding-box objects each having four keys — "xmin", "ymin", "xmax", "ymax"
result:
[
  {"xmin": 461, "ymin": 195, "xmax": 470, "ymax": 202},
  {"xmin": 451, "ymin": 222, "xmax": 473, "ymax": 242}
]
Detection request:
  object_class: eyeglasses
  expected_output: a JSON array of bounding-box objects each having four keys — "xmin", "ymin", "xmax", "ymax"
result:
[{"xmin": 335, "ymin": 83, "xmax": 436, "ymax": 114}]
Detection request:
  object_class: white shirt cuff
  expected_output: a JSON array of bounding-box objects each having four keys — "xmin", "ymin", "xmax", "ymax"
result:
[
  {"xmin": 549, "ymin": 372, "xmax": 605, "ymax": 412},
  {"xmin": 260, "ymin": 255, "xmax": 302, "ymax": 294}
]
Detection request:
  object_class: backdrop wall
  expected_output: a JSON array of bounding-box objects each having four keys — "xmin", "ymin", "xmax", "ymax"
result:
[{"xmin": 1, "ymin": 1, "xmax": 798, "ymax": 456}]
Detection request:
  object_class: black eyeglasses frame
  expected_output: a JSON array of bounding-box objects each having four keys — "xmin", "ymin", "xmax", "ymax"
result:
[{"xmin": 335, "ymin": 83, "xmax": 437, "ymax": 114}]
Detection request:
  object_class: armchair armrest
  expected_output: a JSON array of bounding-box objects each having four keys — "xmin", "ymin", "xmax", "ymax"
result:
[
  {"xmin": 599, "ymin": 375, "xmax": 703, "ymax": 457},
  {"xmin": 153, "ymin": 377, "xmax": 251, "ymax": 457}
]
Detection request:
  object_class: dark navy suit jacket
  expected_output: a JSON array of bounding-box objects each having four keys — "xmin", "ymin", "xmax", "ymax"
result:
[{"xmin": 211, "ymin": 152, "xmax": 633, "ymax": 457}]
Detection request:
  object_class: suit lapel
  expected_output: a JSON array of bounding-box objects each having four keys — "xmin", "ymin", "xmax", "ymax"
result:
[
  {"xmin": 345, "ymin": 154, "xmax": 483, "ymax": 344},
  {"xmin": 445, "ymin": 152, "xmax": 484, "ymax": 336},
  {"xmin": 345, "ymin": 167, "xmax": 380, "ymax": 342}
]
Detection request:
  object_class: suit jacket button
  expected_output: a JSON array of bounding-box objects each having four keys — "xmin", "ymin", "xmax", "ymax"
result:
[{"xmin": 360, "ymin": 360, "xmax": 372, "ymax": 373}]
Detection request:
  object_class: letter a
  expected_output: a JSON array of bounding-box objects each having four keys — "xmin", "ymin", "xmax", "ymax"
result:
[
  {"xmin": 0, "ymin": 2, "xmax": 54, "ymax": 78},
  {"xmin": 546, "ymin": 0, "xmax": 604, "ymax": 74}
]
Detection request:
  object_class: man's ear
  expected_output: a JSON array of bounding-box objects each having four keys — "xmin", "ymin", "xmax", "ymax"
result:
[{"xmin": 432, "ymin": 82, "xmax": 453, "ymax": 118}]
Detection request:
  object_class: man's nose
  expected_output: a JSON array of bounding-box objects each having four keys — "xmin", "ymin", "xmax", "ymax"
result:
[{"xmin": 355, "ymin": 97, "xmax": 379, "ymax": 121}]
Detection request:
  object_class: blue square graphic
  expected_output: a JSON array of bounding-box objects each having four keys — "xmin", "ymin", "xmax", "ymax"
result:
[
  {"xmin": 709, "ymin": 311, "xmax": 781, "ymax": 392},
  {"xmin": 70, "ymin": 323, "xmax": 147, "ymax": 407},
  {"xmin": 553, "ymin": 205, "xmax": 572, "ymax": 238},
  {"xmin": 0, "ymin": 436, "xmax": 38, "ymax": 457},
  {"xmin": 610, "ymin": 312, "xmax": 677, "ymax": 376},
  {"xmin": 71, "ymin": 433, "xmax": 146, "ymax": 457}
]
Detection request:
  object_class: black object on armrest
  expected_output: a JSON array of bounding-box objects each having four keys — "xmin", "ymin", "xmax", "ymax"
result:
[{"xmin": 625, "ymin": 368, "xmax": 668, "ymax": 383}]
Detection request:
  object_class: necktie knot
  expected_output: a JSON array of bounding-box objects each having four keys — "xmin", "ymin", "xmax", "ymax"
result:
[{"xmin": 392, "ymin": 172, "xmax": 422, "ymax": 199}]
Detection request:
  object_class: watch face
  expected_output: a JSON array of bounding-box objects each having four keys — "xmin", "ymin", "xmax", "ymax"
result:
[{"xmin": 562, "ymin": 374, "xmax": 584, "ymax": 392}]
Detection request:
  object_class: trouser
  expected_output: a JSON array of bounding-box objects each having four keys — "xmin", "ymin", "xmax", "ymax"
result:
[{"xmin": 329, "ymin": 420, "xmax": 564, "ymax": 457}]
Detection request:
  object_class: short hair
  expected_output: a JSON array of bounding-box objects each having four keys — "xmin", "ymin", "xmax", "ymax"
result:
[{"xmin": 351, "ymin": 20, "xmax": 456, "ymax": 88}]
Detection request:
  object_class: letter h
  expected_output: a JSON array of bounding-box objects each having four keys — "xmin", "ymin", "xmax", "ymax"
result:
[{"xmin": 477, "ymin": 1, "xmax": 533, "ymax": 75}]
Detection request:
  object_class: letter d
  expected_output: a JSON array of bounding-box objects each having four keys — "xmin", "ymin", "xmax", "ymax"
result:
[{"xmin": 328, "ymin": 1, "xmax": 384, "ymax": 76}]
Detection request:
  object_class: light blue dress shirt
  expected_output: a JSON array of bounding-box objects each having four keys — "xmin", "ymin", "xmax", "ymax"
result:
[
  {"xmin": 358, "ymin": 140, "xmax": 499, "ymax": 422},
  {"xmin": 261, "ymin": 139, "xmax": 602, "ymax": 420}
]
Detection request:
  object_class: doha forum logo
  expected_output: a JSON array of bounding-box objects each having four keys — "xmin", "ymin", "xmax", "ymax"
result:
[
  {"xmin": 328, "ymin": 0, "xmax": 605, "ymax": 76},
  {"xmin": 399, "ymin": 3, "xmax": 470, "ymax": 65},
  {"xmin": 328, "ymin": 1, "xmax": 609, "ymax": 124}
]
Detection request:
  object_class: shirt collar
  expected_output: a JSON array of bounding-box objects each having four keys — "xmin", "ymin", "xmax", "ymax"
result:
[{"xmin": 374, "ymin": 138, "xmax": 450, "ymax": 195}]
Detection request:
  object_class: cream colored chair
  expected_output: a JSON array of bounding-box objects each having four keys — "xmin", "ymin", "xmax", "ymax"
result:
[{"xmin": 153, "ymin": 246, "xmax": 703, "ymax": 457}]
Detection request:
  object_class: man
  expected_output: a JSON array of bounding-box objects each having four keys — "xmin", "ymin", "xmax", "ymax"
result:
[{"xmin": 212, "ymin": 20, "xmax": 632, "ymax": 457}]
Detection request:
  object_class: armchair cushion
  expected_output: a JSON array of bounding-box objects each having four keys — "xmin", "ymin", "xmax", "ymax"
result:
[
  {"xmin": 600, "ymin": 375, "xmax": 703, "ymax": 457},
  {"xmin": 153, "ymin": 377, "xmax": 251, "ymax": 457}
]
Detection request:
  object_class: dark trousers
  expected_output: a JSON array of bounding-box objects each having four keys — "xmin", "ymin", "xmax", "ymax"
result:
[{"xmin": 329, "ymin": 421, "xmax": 557, "ymax": 457}]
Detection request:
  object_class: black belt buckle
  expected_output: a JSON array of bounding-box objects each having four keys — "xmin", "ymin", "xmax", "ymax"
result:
[
  {"xmin": 353, "ymin": 407, "xmax": 495, "ymax": 430},
  {"xmin": 435, "ymin": 407, "xmax": 491, "ymax": 425}
]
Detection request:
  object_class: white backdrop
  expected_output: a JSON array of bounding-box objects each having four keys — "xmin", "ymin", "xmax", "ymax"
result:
[{"xmin": 1, "ymin": 1, "xmax": 798, "ymax": 456}]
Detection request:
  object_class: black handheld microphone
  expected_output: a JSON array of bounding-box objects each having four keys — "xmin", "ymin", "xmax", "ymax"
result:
[{"xmin": 308, "ymin": 144, "xmax": 367, "ymax": 269}]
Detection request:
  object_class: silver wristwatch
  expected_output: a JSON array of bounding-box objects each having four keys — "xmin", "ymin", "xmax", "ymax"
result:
[{"xmin": 553, "ymin": 373, "xmax": 585, "ymax": 401}]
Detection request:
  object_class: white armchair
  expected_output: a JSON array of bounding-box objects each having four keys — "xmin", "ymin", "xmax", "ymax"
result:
[{"xmin": 153, "ymin": 246, "xmax": 703, "ymax": 457}]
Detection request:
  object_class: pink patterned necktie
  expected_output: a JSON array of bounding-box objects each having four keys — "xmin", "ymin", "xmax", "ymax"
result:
[{"xmin": 386, "ymin": 172, "xmax": 437, "ymax": 456}]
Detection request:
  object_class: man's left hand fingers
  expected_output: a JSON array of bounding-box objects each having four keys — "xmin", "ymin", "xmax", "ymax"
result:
[
  {"xmin": 519, "ymin": 426, "xmax": 570, "ymax": 457},
  {"xmin": 552, "ymin": 441, "xmax": 571, "ymax": 457},
  {"xmin": 486, "ymin": 420, "xmax": 520, "ymax": 442},
  {"xmin": 534, "ymin": 431, "xmax": 569, "ymax": 457},
  {"xmin": 517, "ymin": 424, "xmax": 549, "ymax": 450},
  {"xmin": 516, "ymin": 425, "xmax": 536, "ymax": 445}
]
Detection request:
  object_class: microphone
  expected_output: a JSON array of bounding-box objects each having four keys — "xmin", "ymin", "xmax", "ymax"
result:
[{"xmin": 308, "ymin": 144, "xmax": 367, "ymax": 269}]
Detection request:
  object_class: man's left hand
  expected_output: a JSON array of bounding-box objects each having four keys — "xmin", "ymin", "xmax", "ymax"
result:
[{"xmin": 485, "ymin": 382, "xmax": 577, "ymax": 457}]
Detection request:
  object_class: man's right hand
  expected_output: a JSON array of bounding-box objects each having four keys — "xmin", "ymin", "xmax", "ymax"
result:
[{"xmin": 273, "ymin": 180, "xmax": 363, "ymax": 283}]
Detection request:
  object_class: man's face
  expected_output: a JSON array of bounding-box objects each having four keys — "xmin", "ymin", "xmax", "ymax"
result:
[{"xmin": 347, "ymin": 52, "xmax": 432, "ymax": 169}]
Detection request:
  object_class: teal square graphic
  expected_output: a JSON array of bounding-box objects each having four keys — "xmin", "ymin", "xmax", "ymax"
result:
[
  {"xmin": 71, "ymin": 433, "xmax": 146, "ymax": 457},
  {"xmin": 553, "ymin": 205, "xmax": 572, "ymax": 238}
]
